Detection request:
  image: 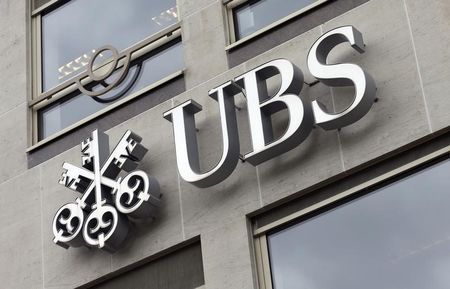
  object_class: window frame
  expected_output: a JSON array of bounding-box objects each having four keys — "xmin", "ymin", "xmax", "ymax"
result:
[
  {"xmin": 28, "ymin": 0, "xmax": 184, "ymax": 149},
  {"xmin": 224, "ymin": 0, "xmax": 330, "ymax": 50},
  {"xmin": 252, "ymin": 144, "xmax": 450, "ymax": 289}
]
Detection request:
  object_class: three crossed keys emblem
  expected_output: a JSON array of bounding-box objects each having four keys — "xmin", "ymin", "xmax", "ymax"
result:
[{"xmin": 52, "ymin": 130, "xmax": 161, "ymax": 252}]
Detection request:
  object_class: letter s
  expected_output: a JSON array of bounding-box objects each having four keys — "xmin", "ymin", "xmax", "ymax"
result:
[{"xmin": 307, "ymin": 26, "xmax": 376, "ymax": 130}]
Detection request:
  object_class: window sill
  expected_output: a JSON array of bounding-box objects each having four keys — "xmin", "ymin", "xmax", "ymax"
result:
[{"xmin": 26, "ymin": 69, "xmax": 185, "ymax": 153}]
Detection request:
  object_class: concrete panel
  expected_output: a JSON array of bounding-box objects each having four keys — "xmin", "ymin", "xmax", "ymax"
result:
[
  {"xmin": 182, "ymin": 1, "xmax": 229, "ymax": 89},
  {"xmin": 171, "ymin": 66, "xmax": 261, "ymax": 239},
  {"xmin": 258, "ymin": 112, "xmax": 344, "ymax": 205},
  {"xmin": 323, "ymin": 0, "xmax": 431, "ymax": 169},
  {"xmin": 0, "ymin": 0, "xmax": 27, "ymax": 116},
  {"xmin": 0, "ymin": 168, "xmax": 42, "ymax": 289},
  {"xmin": 108, "ymin": 101, "xmax": 184, "ymax": 270},
  {"xmin": 177, "ymin": 0, "xmax": 217, "ymax": 18},
  {"xmin": 0, "ymin": 103, "xmax": 27, "ymax": 184},
  {"xmin": 179, "ymin": 158, "xmax": 259, "ymax": 239},
  {"xmin": 201, "ymin": 218, "xmax": 255, "ymax": 289},
  {"xmin": 404, "ymin": 0, "xmax": 450, "ymax": 132},
  {"xmin": 40, "ymin": 146, "xmax": 112, "ymax": 288}
]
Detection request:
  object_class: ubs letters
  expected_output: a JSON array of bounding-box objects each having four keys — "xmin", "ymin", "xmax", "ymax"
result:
[{"xmin": 164, "ymin": 26, "xmax": 376, "ymax": 188}]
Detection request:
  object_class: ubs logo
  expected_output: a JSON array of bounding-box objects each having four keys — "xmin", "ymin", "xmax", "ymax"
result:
[
  {"xmin": 52, "ymin": 25, "xmax": 376, "ymax": 252},
  {"xmin": 164, "ymin": 26, "xmax": 377, "ymax": 187},
  {"xmin": 52, "ymin": 130, "xmax": 161, "ymax": 252}
]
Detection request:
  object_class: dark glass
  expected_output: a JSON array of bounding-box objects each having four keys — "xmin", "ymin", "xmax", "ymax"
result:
[
  {"xmin": 90, "ymin": 242, "xmax": 204, "ymax": 289},
  {"xmin": 38, "ymin": 40, "xmax": 183, "ymax": 140},
  {"xmin": 233, "ymin": 0, "xmax": 318, "ymax": 40},
  {"xmin": 42, "ymin": 0, "xmax": 178, "ymax": 91},
  {"xmin": 268, "ymin": 159, "xmax": 450, "ymax": 289}
]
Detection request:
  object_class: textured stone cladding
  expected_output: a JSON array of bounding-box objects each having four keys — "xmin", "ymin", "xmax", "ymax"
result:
[{"xmin": 0, "ymin": 0, "xmax": 449, "ymax": 288}]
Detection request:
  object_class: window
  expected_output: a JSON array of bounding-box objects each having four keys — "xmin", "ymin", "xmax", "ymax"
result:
[
  {"xmin": 86, "ymin": 240, "xmax": 205, "ymax": 289},
  {"xmin": 254, "ymin": 151, "xmax": 450, "ymax": 289},
  {"xmin": 226, "ymin": 0, "xmax": 328, "ymax": 44},
  {"xmin": 30, "ymin": 0, "xmax": 184, "ymax": 143}
]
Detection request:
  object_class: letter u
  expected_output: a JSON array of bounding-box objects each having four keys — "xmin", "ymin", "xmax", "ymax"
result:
[{"xmin": 163, "ymin": 82, "xmax": 240, "ymax": 188}]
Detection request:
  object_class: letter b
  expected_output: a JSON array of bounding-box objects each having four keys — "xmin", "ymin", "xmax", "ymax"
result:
[{"xmin": 235, "ymin": 59, "xmax": 314, "ymax": 166}]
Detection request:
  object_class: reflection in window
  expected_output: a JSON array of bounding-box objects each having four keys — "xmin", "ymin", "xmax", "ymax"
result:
[
  {"xmin": 233, "ymin": 0, "xmax": 318, "ymax": 40},
  {"xmin": 38, "ymin": 40, "xmax": 183, "ymax": 140},
  {"xmin": 42, "ymin": 0, "xmax": 178, "ymax": 91},
  {"xmin": 268, "ymin": 159, "xmax": 450, "ymax": 289},
  {"xmin": 89, "ymin": 242, "xmax": 205, "ymax": 289}
]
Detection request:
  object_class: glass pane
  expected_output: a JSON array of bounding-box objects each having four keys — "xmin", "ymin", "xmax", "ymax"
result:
[
  {"xmin": 38, "ymin": 40, "xmax": 183, "ymax": 140},
  {"xmin": 268, "ymin": 159, "xmax": 450, "ymax": 289},
  {"xmin": 42, "ymin": 0, "xmax": 178, "ymax": 91},
  {"xmin": 233, "ymin": 0, "xmax": 318, "ymax": 40},
  {"xmin": 91, "ymin": 242, "xmax": 205, "ymax": 289}
]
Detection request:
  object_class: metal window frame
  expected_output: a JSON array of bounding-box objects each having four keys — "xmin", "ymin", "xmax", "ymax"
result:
[
  {"xmin": 224, "ymin": 0, "xmax": 330, "ymax": 50},
  {"xmin": 28, "ymin": 0, "xmax": 184, "ymax": 147},
  {"xmin": 252, "ymin": 144, "xmax": 450, "ymax": 289},
  {"xmin": 31, "ymin": 0, "xmax": 63, "ymax": 15}
]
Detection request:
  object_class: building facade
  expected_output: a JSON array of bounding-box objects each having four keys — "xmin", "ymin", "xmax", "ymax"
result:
[{"xmin": 1, "ymin": 0, "xmax": 450, "ymax": 288}]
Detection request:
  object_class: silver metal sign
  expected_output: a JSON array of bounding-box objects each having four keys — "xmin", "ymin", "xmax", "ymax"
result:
[
  {"xmin": 163, "ymin": 83, "xmax": 241, "ymax": 187},
  {"xmin": 52, "ymin": 130, "xmax": 161, "ymax": 252},
  {"xmin": 307, "ymin": 26, "xmax": 376, "ymax": 130},
  {"xmin": 235, "ymin": 59, "xmax": 314, "ymax": 165},
  {"xmin": 75, "ymin": 45, "xmax": 144, "ymax": 104},
  {"xmin": 164, "ymin": 25, "xmax": 376, "ymax": 188}
]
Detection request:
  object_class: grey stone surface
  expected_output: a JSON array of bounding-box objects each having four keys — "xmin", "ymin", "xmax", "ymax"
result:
[
  {"xmin": 405, "ymin": 0, "xmax": 450, "ymax": 132},
  {"xmin": 177, "ymin": 0, "xmax": 218, "ymax": 18},
  {"xmin": 0, "ymin": 0, "xmax": 27, "ymax": 116},
  {"xmin": 258, "ymin": 117, "xmax": 344, "ymax": 205},
  {"xmin": 0, "ymin": 103, "xmax": 28, "ymax": 184},
  {"xmin": 323, "ymin": 0, "xmax": 431, "ymax": 170},
  {"xmin": 40, "ymin": 146, "xmax": 112, "ymax": 288},
  {"xmin": 0, "ymin": 168, "xmax": 42, "ymax": 289},
  {"xmin": 182, "ymin": 1, "xmax": 229, "ymax": 90},
  {"xmin": 107, "ymin": 101, "xmax": 184, "ymax": 270},
  {"xmin": 201, "ymin": 218, "xmax": 255, "ymax": 289}
]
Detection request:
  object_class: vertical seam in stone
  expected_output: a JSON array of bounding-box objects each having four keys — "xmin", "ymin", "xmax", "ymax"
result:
[
  {"xmin": 403, "ymin": 0, "xmax": 433, "ymax": 133},
  {"xmin": 39, "ymin": 166, "xmax": 45, "ymax": 289},
  {"xmin": 177, "ymin": 170, "xmax": 186, "ymax": 240},
  {"xmin": 335, "ymin": 131, "xmax": 346, "ymax": 172},
  {"xmin": 321, "ymin": 23, "xmax": 346, "ymax": 171},
  {"xmin": 255, "ymin": 166, "xmax": 263, "ymax": 208},
  {"xmin": 329, "ymin": 67, "xmax": 346, "ymax": 172},
  {"xmin": 324, "ymin": 18, "xmax": 345, "ymax": 172},
  {"xmin": 172, "ymin": 98, "xmax": 186, "ymax": 240}
]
